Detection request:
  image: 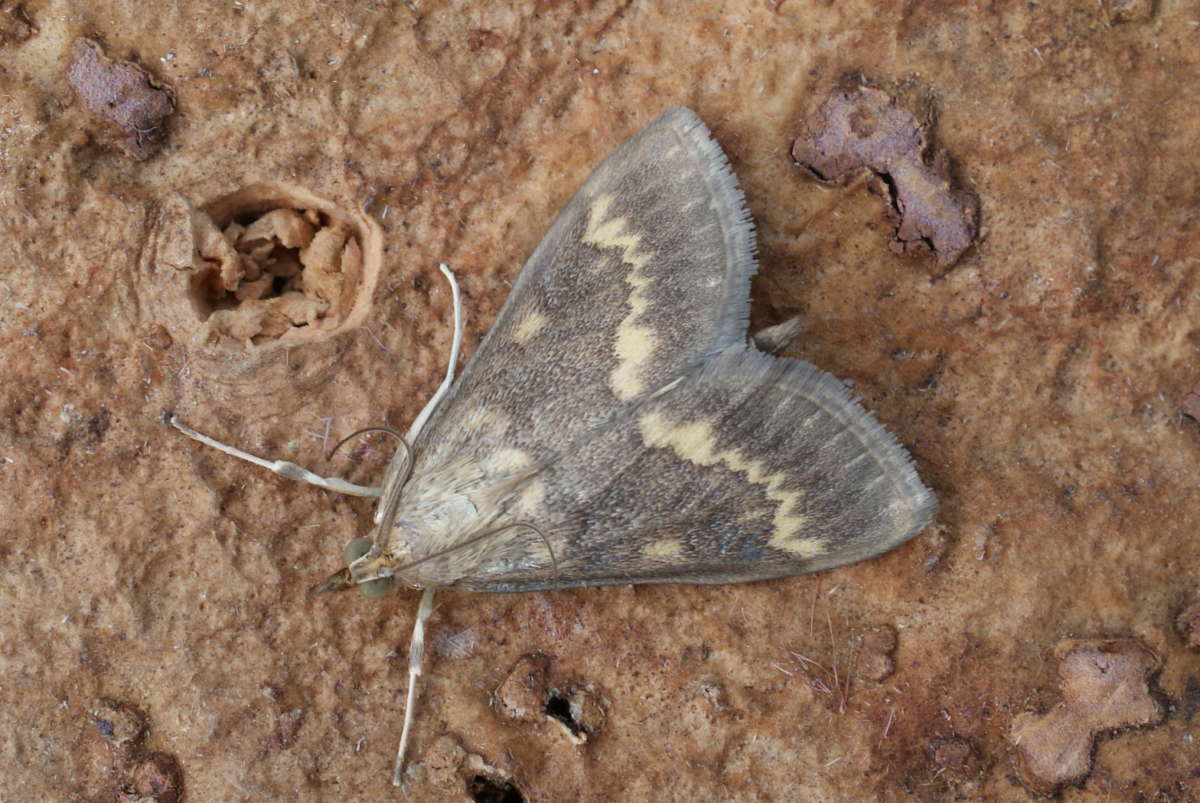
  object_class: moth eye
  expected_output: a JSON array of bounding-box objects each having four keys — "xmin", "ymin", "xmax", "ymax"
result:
[
  {"xmin": 357, "ymin": 576, "xmax": 396, "ymax": 598},
  {"xmin": 343, "ymin": 536, "xmax": 374, "ymax": 565}
]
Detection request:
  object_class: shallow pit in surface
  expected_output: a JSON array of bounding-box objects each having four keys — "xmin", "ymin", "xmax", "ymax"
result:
[
  {"xmin": 152, "ymin": 183, "xmax": 382, "ymax": 353},
  {"xmin": 467, "ymin": 774, "xmax": 524, "ymax": 803},
  {"xmin": 194, "ymin": 184, "xmax": 381, "ymax": 348},
  {"xmin": 543, "ymin": 684, "xmax": 606, "ymax": 744}
]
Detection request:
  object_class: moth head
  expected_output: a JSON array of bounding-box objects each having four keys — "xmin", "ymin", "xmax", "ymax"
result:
[
  {"xmin": 312, "ymin": 536, "xmax": 399, "ymax": 598},
  {"xmin": 312, "ymin": 523, "xmax": 554, "ymax": 596}
]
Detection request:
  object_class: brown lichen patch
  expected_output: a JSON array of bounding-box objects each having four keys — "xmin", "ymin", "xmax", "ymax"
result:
[
  {"xmin": 855, "ymin": 625, "xmax": 898, "ymax": 683},
  {"xmin": 1184, "ymin": 381, "xmax": 1200, "ymax": 423},
  {"xmin": 1177, "ymin": 603, "xmax": 1200, "ymax": 650},
  {"xmin": 1012, "ymin": 639, "xmax": 1164, "ymax": 796},
  {"xmin": 91, "ymin": 699, "xmax": 184, "ymax": 802},
  {"xmin": 0, "ymin": 2, "xmax": 34, "ymax": 44},
  {"xmin": 149, "ymin": 183, "xmax": 381, "ymax": 354},
  {"xmin": 1104, "ymin": 0, "xmax": 1156, "ymax": 24},
  {"xmin": 67, "ymin": 39, "xmax": 174, "ymax": 160},
  {"xmin": 791, "ymin": 84, "xmax": 979, "ymax": 267}
]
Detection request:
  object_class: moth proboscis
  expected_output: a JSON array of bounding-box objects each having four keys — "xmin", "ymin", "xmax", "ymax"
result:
[{"xmin": 171, "ymin": 107, "xmax": 936, "ymax": 787}]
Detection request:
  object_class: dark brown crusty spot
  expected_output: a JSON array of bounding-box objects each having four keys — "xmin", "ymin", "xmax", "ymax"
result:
[
  {"xmin": 67, "ymin": 38, "xmax": 175, "ymax": 160},
  {"xmin": 792, "ymin": 84, "xmax": 979, "ymax": 268}
]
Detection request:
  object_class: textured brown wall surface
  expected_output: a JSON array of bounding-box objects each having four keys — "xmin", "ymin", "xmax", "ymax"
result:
[{"xmin": 2, "ymin": 1, "xmax": 1198, "ymax": 800}]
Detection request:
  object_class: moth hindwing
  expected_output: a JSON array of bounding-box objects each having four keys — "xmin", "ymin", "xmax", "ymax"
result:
[{"xmin": 356, "ymin": 106, "xmax": 936, "ymax": 593}]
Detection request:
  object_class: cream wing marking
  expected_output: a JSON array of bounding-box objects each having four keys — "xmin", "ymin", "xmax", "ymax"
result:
[
  {"xmin": 582, "ymin": 192, "xmax": 658, "ymax": 400},
  {"xmin": 642, "ymin": 538, "xmax": 685, "ymax": 560},
  {"xmin": 512, "ymin": 309, "xmax": 547, "ymax": 345},
  {"xmin": 637, "ymin": 410, "xmax": 825, "ymax": 559}
]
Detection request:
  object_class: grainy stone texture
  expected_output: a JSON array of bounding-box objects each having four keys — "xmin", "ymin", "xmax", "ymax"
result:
[{"xmin": 1, "ymin": 1, "xmax": 1198, "ymax": 801}]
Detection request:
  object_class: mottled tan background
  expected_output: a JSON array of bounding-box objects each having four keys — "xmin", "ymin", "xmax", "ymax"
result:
[{"xmin": 2, "ymin": 0, "xmax": 1198, "ymax": 800}]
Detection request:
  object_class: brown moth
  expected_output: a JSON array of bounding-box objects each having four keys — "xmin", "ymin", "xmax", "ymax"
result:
[{"xmin": 172, "ymin": 107, "xmax": 936, "ymax": 786}]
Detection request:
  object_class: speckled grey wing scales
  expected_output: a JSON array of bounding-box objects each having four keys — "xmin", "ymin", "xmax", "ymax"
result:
[
  {"xmin": 464, "ymin": 346, "xmax": 935, "ymax": 590},
  {"xmin": 410, "ymin": 107, "xmax": 754, "ymax": 477}
]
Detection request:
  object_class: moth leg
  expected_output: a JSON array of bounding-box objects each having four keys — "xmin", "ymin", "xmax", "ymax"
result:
[
  {"xmin": 405, "ymin": 263, "xmax": 464, "ymax": 443},
  {"xmin": 751, "ymin": 316, "xmax": 806, "ymax": 355},
  {"xmin": 393, "ymin": 585, "xmax": 437, "ymax": 786},
  {"xmin": 169, "ymin": 415, "xmax": 383, "ymax": 498}
]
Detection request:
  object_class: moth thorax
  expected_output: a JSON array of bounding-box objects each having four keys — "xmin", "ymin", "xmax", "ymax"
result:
[
  {"xmin": 388, "ymin": 497, "xmax": 500, "ymax": 586},
  {"xmin": 395, "ymin": 533, "xmax": 498, "ymax": 588}
]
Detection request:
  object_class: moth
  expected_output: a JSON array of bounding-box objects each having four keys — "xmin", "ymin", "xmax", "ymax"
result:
[{"xmin": 171, "ymin": 107, "xmax": 936, "ymax": 786}]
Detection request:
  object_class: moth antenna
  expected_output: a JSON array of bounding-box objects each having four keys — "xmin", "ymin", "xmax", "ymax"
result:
[
  {"xmin": 405, "ymin": 264, "xmax": 463, "ymax": 444},
  {"xmin": 394, "ymin": 585, "xmax": 436, "ymax": 787},
  {"xmin": 326, "ymin": 425, "xmax": 409, "ymax": 463},
  {"xmin": 371, "ymin": 438, "xmax": 417, "ymax": 550},
  {"xmin": 494, "ymin": 522, "xmax": 560, "ymax": 590}
]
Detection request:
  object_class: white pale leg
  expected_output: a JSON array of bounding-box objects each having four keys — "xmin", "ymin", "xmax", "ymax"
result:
[
  {"xmin": 389, "ymin": 267, "xmax": 459, "ymax": 782},
  {"xmin": 393, "ymin": 585, "xmax": 437, "ymax": 786},
  {"xmin": 169, "ymin": 416, "xmax": 383, "ymax": 498},
  {"xmin": 751, "ymin": 316, "xmax": 806, "ymax": 355}
]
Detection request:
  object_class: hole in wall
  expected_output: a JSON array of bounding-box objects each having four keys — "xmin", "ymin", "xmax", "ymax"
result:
[
  {"xmin": 467, "ymin": 774, "xmax": 524, "ymax": 803},
  {"xmin": 544, "ymin": 690, "xmax": 580, "ymax": 737},
  {"xmin": 543, "ymin": 685, "xmax": 605, "ymax": 744},
  {"xmin": 151, "ymin": 183, "xmax": 381, "ymax": 353}
]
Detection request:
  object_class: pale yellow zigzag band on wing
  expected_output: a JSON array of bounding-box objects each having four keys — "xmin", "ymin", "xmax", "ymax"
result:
[
  {"xmin": 638, "ymin": 411, "xmax": 826, "ymax": 559},
  {"xmin": 583, "ymin": 193, "xmax": 655, "ymax": 400}
]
